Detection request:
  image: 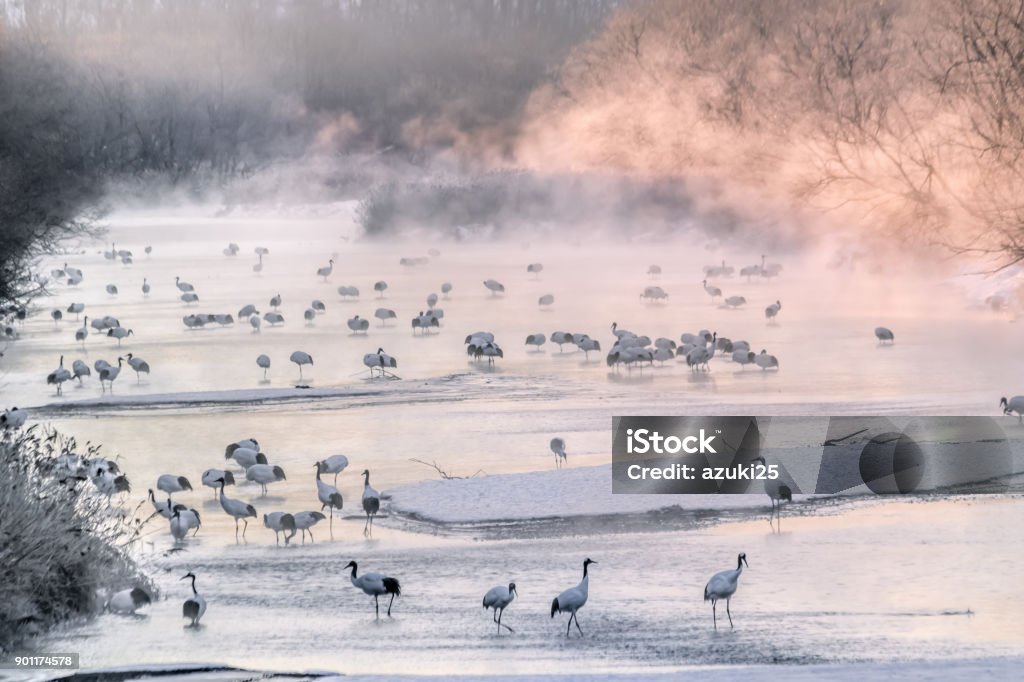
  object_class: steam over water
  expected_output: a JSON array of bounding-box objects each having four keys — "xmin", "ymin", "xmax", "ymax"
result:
[{"xmin": 4, "ymin": 208, "xmax": 1024, "ymax": 677}]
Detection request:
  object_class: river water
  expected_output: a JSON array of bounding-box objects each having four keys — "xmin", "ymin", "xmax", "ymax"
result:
[{"xmin": 1, "ymin": 207, "xmax": 1023, "ymax": 679}]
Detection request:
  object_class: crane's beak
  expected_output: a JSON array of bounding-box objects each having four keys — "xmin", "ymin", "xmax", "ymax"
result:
[{"xmin": 742, "ymin": 556, "xmax": 749, "ymax": 568}]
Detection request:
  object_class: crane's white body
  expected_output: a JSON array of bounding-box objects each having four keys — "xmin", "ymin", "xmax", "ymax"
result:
[
  {"xmin": 551, "ymin": 559, "xmax": 594, "ymax": 637},
  {"xmin": 550, "ymin": 437, "xmax": 567, "ymax": 468},
  {"xmin": 315, "ymin": 464, "xmax": 344, "ymax": 533},
  {"xmin": 374, "ymin": 308, "xmax": 397, "ymax": 325},
  {"xmin": 641, "ymin": 285, "xmax": 669, "ymax": 301},
  {"xmin": 755, "ymin": 350, "xmax": 779, "ymax": 370},
  {"xmin": 229, "ymin": 447, "xmax": 266, "ymax": 470},
  {"xmin": 47, "ymin": 356, "xmax": 72, "ymax": 395},
  {"xmin": 483, "ymin": 583, "xmax": 518, "ymax": 634},
  {"xmin": 293, "ymin": 511, "xmax": 327, "ymax": 543},
  {"xmin": 732, "ymin": 350, "xmax": 756, "ymax": 368},
  {"xmin": 72, "ymin": 359, "xmax": 91, "ymax": 382},
  {"xmin": 91, "ymin": 465, "xmax": 130, "ymax": 498},
  {"xmin": 170, "ymin": 508, "xmax": 201, "ymax": 539},
  {"xmin": 686, "ymin": 334, "xmax": 716, "ymax": 372},
  {"xmin": 577, "ymin": 337, "xmax": 601, "ymax": 359},
  {"xmin": 181, "ymin": 573, "xmax": 207, "ymax": 627},
  {"xmin": 157, "ymin": 474, "xmax": 191, "ymax": 495},
  {"xmin": 338, "ymin": 285, "xmax": 360, "ymax": 298},
  {"xmin": 149, "ymin": 489, "xmax": 174, "ymax": 518},
  {"xmin": 256, "ymin": 354, "xmax": 271, "ymax": 379},
  {"xmin": 525, "ymin": 333, "xmax": 546, "ymax": 350},
  {"xmin": 1001, "ymin": 396, "xmax": 1024, "ymax": 423},
  {"xmin": 1, "ymin": 408, "xmax": 28, "ymax": 429},
  {"xmin": 98, "ymin": 357, "xmax": 123, "ymax": 391},
  {"xmin": 263, "ymin": 511, "xmax": 297, "ymax": 545},
  {"xmin": 217, "ymin": 480, "xmax": 257, "ymax": 536},
  {"xmin": 363, "ymin": 349, "xmax": 398, "ymax": 376},
  {"xmin": 246, "ymin": 463, "xmax": 286, "ymax": 494},
  {"xmin": 704, "ymin": 553, "xmax": 748, "ymax": 629},
  {"xmin": 107, "ymin": 588, "xmax": 151, "ymax": 615},
  {"xmin": 318, "ymin": 454, "xmax": 349, "ymax": 482},
  {"xmin": 346, "ymin": 561, "xmax": 402, "ymax": 618},
  {"xmin": 202, "ymin": 469, "xmax": 235, "ymax": 496},
  {"xmin": 289, "ymin": 351, "xmax": 313, "ymax": 378},
  {"xmin": 361, "ymin": 469, "xmax": 381, "ymax": 537}
]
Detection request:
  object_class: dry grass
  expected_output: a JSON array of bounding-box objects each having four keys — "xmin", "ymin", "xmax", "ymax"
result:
[{"xmin": 0, "ymin": 425, "xmax": 150, "ymax": 654}]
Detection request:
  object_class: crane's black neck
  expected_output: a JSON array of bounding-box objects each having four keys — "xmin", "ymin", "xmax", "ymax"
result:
[
  {"xmin": 348, "ymin": 562, "xmax": 358, "ymax": 578},
  {"xmin": 189, "ymin": 574, "xmax": 197, "ymax": 594}
]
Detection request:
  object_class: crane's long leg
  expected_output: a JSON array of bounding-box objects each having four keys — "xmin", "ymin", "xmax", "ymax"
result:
[
  {"xmin": 388, "ymin": 593, "xmax": 396, "ymax": 616},
  {"xmin": 374, "ymin": 595, "xmax": 380, "ymax": 619},
  {"xmin": 498, "ymin": 608, "xmax": 513, "ymax": 633},
  {"xmin": 573, "ymin": 612, "xmax": 584, "ymax": 637},
  {"xmin": 726, "ymin": 599, "xmax": 733, "ymax": 628},
  {"xmin": 712, "ymin": 600, "xmax": 718, "ymax": 630},
  {"xmin": 234, "ymin": 517, "xmax": 240, "ymax": 537},
  {"xmin": 364, "ymin": 514, "xmax": 370, "ymax": 537},
  {"xmin": 565, "ymin": 613, "xmax": 572, "ymax": 637}
]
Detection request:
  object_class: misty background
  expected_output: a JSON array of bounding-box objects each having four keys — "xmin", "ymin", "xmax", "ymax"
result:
[{"xmin": 3, "ymin": 0, "xmax": 1024, "ymax": 305}]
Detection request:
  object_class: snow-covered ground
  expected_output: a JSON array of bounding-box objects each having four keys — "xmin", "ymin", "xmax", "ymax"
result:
[{"xmin": 387, "ymin": 464, "xmax": 788, "ymax": 524}]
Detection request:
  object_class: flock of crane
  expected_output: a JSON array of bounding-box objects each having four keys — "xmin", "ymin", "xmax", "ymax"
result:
[
  {"xmin": 0, "ymin": 241, "xmax": 938, "ymax": 396},
  {"xmin": 105, "ymin": 552, "xmax": 750, "ymax": 635},
  {"xmin": 5, "ymin": 241, "xmax": 1024, "ymax": 641},
  {"xmin": 1, "ymin": 403, "xmax": 756, "ymax": 636}
]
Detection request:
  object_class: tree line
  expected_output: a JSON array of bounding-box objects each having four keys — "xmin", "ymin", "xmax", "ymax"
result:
[{"xmin": 522, "ymin": 0, "xmax": 1024, "ymax": 267}]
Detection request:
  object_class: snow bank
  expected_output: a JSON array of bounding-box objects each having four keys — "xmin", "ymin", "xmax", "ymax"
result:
[{"xmin": 387, "ymin": 464, "xmax": 781, "ymax": 524}]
